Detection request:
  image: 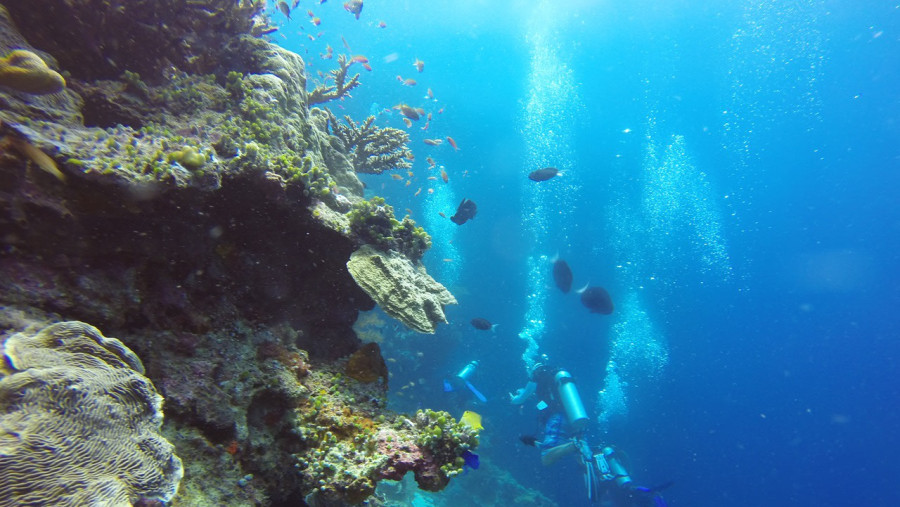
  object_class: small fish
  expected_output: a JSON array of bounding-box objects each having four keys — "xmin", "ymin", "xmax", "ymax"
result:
[
  {"xmin": 413, "ymin": 58, "xmax": 425, "ymax": 72},
  {"xmin": 423, "ymin": 138, "xmax": 442, "ymax": 146},
  {"xmin": 439, "ymin": 212, "xmax": 446, "ymax": 218},
  {"xmin": 403, "ymin": 118, "xmax": 412, "ymax": 128},
  {"xmin": 462, "ymin": 450, "xmax": 480, "ymax": 470},
  {"xmin": 397, "ymin": 104, "xmax": 419, "ymax": 120},
  {"xmin": 446, "ymin": 136, "xmax": 459, "ymax": 150},
  {"xmin": 451, "ymin": 198, "xmax": 477, "ymax": 225},
  {"xmin": 405, "ymin": 180, "xmax": 411, "ymax": 187},
  {"xmin": 438, "ymin": 107, "xmax": 444, "ymax": 114},
  {"xmin": 341, "ymin": 35, "xmax": 352, "ymax": 51},
  {"xmin": 407, "ymin": 152, "xmax": 415, "ymax": 161},
  {"xmin": 414, "ymin": 187, "xmax": 422, "ymax": 196},
  {"xmin": 362, "ymin": 63, "xmax": 372, "ymax": 71},
  {"xmin": 378, "ymin": 20, "xmax": 387, "ymax": 28},
  {"xmin": 427, "ymin": 176, "xmax": 437, "ymax": 180},
  {"xmin": 427, "ymin": 112, "xmax": 433, "ymax": 121},
  {"xmin": 428, "ymin": 188, "xmax": 434, "ymax": 194},
  {"xmin": 461, "ymin": 410, "xmax": 483, "ymax": 431},
  {"xmin": 427, "ymin": 88, "xmax": 434, "ymax": 100},
  {"xmin": 470, "ymin": 318, "xmax": 497, "ymax": 331},
  {"xmin": 578, "ymin": 285, "xmax": 614, "ymax": 315},
  {"xmin": 407, "ymin": 171, "xmax": 414, "ymax": 177},
  {"xmin": 406, "ymin": 208, "xmax": 413, "ymax": 215},
  {"xmin": 528, "ymin": 167, "xmax": 559, "ymax": 182},
  {"xmin": 421, "ymin": 121, "xmax": 430, "ymax": 131},
  {"xmin": 402, "ymin": 78, "xmax": 417, "ymax": 87},
  {"xmin": 351, "ymin": 55, "xmax": 369, "ymax": 64},
  {"xmin": 416, "ymin": 107, "xmax": 425, "ymax": 115},
  {"xmin": 278, "ymin": 1, "xmax": 291, "ymax": 19},
  {"xmin": 440, "ymin": 169, "xmax": 448, "ymax": 183},
  {"xmin": 292, "ymin": 0, "xmax": 301, "ymax": 9},
  {"xmin": 307, "ymin": 9, "xmax": 314, "ymax": 17},
  {"xmin": 311, "ymin": 17, "xmax": 321, "ymax": 26},
  {"xmin": 391, "ymin": 173, "xmax": 403, "ymax": 180},
  {"xmin": 344, "ymin": 0, "xmax": 363, "ymax": 19},
  {"xmin": 2, "ymin": 136, "xmax": 65, "ymax": 182},
  {"xmin": 307, "ymin": 34, "xmax": 316, "ymax": 41},
  {"xmin": 443, "ymin": 258, "xmax": 453, "ymax": 262},
  {"xmin": 426, "ymin": 156, "xmax": 436, "ymax": 167}
]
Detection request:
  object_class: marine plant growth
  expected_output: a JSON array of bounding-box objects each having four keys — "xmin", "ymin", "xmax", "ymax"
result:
[{"xmin": 348, "ymin": 197, "xmax": 432, "ymax": 262}]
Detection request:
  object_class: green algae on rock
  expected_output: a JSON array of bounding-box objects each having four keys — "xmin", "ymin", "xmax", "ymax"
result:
[{"xmin": 347, "ymin": 245, "xmax": 457, "ymax": 334}]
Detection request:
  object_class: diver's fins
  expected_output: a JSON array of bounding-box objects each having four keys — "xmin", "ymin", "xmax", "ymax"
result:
[{"xmin": 465, "ymin": 380, "xmax": 487, "ymax": 402}]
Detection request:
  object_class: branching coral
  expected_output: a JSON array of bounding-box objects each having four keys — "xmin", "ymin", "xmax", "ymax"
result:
[
  {"xmin": 308, "ymin": 54, "xmax": 360, "ymax": 106},
  {"xmin": 325, "ymin": 108, "xmax": 412, "ymax": 175}
]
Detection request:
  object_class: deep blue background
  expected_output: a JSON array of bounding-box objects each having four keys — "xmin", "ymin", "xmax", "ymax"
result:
[{"xmin": 274, "ymin": 1, "xmax": 899, "ymax": 505}]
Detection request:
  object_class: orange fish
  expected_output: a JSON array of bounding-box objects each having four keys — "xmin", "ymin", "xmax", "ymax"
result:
[
  {"xmin": 307, "ymin": 34, "xmax": 316, "ymax": 41},
  {"xmin": 443, "ymin": 258, "xmax": 453, "ymax": 262},
  {"xmin": 439, "ymin": 212, "xmax": 446, "ymax": 218},
  {"xmin": 416, "ymin": 107, "xmax": 425, "ymax": 115},
  {"xmin": 351, "ymin": 55, "xmax": 369, "ymax": 64},
  {"xmin": 423, "ymin": 138, "xmax": 442, "ymax": 146},
  {"xmin": 405, "ymin": 180, "xmax": 411, "ymax": 187},
  {"xmin": 427, "ymin": 112, "xmax": 433, "ymax": 121},
  {"xmin": 414, "ymin": 187, "xmax": 422, "ymax": 196},
  {"xmin": 440, "ymin": 169, "xmax": 448, "ymax": 183},
  {"xmin": 311, "ymin": 17, "xmax": 321, "ymax": 25},
  {"xmin": 447, "ymin": 136, "xmax": 458, "ymax": 150},
  {"xmin": 407, "ymin": 171, "xmax": 414, "ymax": 177},
  {"xmin": 427, "ymin": 88, "xmax": 434, "ymax": 100},
  {"xmin": 362, "ymin": 63, "xmax": 372, "ymax": 71},
  {"xmin": 378, "ymin": 20, "xmax": 387, "ymax": 28},
  {"xmin": 421, "ymin": 121, "xmax": 429, "ymax": 131},
  {"xmin": 413, "ymin": 58, "xmax": 425, "ymax": 72},
  {"xmin": 427, "ymin": 176, "xmax": 437, "ymax": 180},
  {"xmin": 307, "ymin": 9, "xmax": 314, "ymax": 17},
  {"xmin": 404, "ymin": 78, "xmax": 417, "ymax": 87},
  {"xmin": 403, "ymin": 118, "xmax": 412, "ymax": 128},
  {"xmin": 397, "ymin": 104, "xmax": 419, "ymax": 120},
  {"xmin": 391, "ymin": 174, "xmax": 403, "ymax": 180},
  {"xmin": 428, "ymin": 188, "xmax": 434, "ymax": 194}
]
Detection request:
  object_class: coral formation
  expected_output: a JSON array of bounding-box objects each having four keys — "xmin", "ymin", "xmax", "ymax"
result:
[
  {"xmin": 0, "ymin": 49, "xmax": 65, "ymax": 94},
  {"xmin": 325, "ymin": 107, "xmax": 413, "ymax": 174},
  {"xmin": 345, "ymin": 342, "xmax": 389, "ymax": 385},
  {"xmin": 347, "ymin": 245, "xmax": 457, "ymax": 334},
  {"xmin": 308, "ymin": 54, "xmax": 361, "ymax": 105},
  {"xmin": 348, "ymin": 196, "xmax": 432, "ymax": 261},
  {"xmin": 0, "ymin": 321, "xmax": 183, "ymax": 506}
]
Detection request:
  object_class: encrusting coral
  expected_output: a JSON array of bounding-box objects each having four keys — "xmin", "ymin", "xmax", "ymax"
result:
[
  {"xmin": 325, "ymin": 107, "xmax": 413, "ymax": 175},
  {"xmin": 0, "ymin": 49, "xmax": 65, "ymax": 94},
  {"xmin": 308, "ymin": 54, "xmax": 361, "ymax": 105},
  {"xmin": 0, "ymin": 321, "xmax": 183, "ymax": 506},
  {"xmin": 347, "ymin": 196, "xmax": 432, "ymax": 261},
  {"xmin": 347, "ymin": 245, "xmax": 457, "ymax": 334}
]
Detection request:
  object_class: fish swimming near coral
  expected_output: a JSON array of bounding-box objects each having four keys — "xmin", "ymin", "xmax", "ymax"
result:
[
  {"xmin": 552, "ymin": 257, "xmax": 573, "ymax": 293},
  {"xmin": 277, "ymin": 1, "xmax": 291, "ymax": 19},
  {"xmin": 461, "ymin": 410, "xmax": 483, "ymax": 431},
  {"xmin": 397, "ymin": 104, "xmax": 419, "ymax": 120},
  {"xmin": 462, "ymin": 450, "xmax": 480, "ymax": 470},
  {"xmin": 344, "ymin": 0, "xmax": 363, "ymax": 19},
  {"xmin": 450, "ymin": 198, "xmax": 477, "ymax": 225},
  {"xmin": 470, "ymin": 318, "xmax": 497, "ymax": 331},
  {"xmin": 578, "ymin": 285, "xmax": 614, "ymax": 315},
  {"xmin": 529, "ymin": 167, "xmax": 559, "ymax": 181}
]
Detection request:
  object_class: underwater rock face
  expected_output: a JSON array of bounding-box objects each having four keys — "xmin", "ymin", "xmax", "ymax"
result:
[
  {"xmin": 347, "ymin": 245, "xmax": 457, "ymax": 334},
  {"xmin": 0, "ymin": 321, "xmax": 183, "ymax": 506}
]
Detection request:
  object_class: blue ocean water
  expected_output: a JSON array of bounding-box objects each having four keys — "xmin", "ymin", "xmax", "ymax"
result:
[{"xmin": 277, "ymin": 1, "xmax": 899, "ymax": 505}]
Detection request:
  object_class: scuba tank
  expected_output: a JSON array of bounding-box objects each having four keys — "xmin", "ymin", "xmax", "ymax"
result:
[
  {"xmin": 555, "ymin": 370, "xmax": 589, "ymax": 432},
  {"xmin": 457, "ymin": 361, "xmax": 479, "ymax": 381},
  {"xmin": 602, "ymin": 446, "xmax": 633, "ymax": 488}
]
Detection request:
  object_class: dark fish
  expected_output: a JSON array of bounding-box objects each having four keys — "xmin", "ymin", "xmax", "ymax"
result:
[
  {"xmin": 344, "ymin": 0, "xmax": 363, "ymax": 19},
  {"xmin": 462, "ymin": 450, "xmax": 480, "ymax": 470},
  {"xmin": 519, "ymin": 435, "xmax": 538, "ymax": 447},
  {"xmin": 470, "ymin": 318, "xmax": 496, "ymax": 331},
  {"xmin": 528, "ymin": 167, "xmax": 559, "ymax": 182},
  {"xmin": 277, "ymin": 1, "xmax": 291, "ymax": 19},
  {"xmin": 579, "ymin": 286, "xmax": 614, "ymax": 315},
  {"xmin": 552, "ymin": 258, "xmax": 573, "ymax": 293},
  {"xmin": 451, "ymin": 198, "xmax": 477, "ymax": 225}
]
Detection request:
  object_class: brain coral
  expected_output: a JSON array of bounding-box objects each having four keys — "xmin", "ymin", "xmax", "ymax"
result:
[{"xmin": 0, "ymin": 321, "xmax": 183, "ymax": 506}]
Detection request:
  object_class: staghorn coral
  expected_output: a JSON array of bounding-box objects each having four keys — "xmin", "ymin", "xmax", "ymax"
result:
[
  {"xmin": 0, "ymin": 321, "xmax": 183, "ymax": 506},
  {"xmin": 347, "ymin": 245, "xmax": 456, "ymax": 334},
  {"xmin": 325, "ymin": 107, "xmax": 413, "ymax": 174},
  {"xmin": 0, "ymin": 49, "xmax": 65, "ymax": 95},
  {"xmin": 308, "ymin": 54, "xmax": 361, "ymax": 105}
]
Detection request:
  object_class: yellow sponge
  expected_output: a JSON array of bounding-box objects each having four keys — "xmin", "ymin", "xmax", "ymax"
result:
[{"xmin": 0, "ymin": 49, "xmax": 65, "ymax": 95}]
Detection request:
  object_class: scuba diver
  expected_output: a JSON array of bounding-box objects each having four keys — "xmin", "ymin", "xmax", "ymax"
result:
[
  {"xmin": 443, "ymin": 360, "xmax": 487, "ymax": 411},
  {"xmin": 510, "ymin": 357, "xmax": 669, "ymax": 506}
]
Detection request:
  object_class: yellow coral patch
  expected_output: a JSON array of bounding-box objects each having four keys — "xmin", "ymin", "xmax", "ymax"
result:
[{"xmin": 0, "ymin": 49, "xmax": 66, "ymax": 95}]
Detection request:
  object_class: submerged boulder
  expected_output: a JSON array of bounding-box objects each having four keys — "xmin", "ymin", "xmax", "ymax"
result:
[{"xmin": 347, "ymin": 245, "xmax": 456, "ymax": 334}]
